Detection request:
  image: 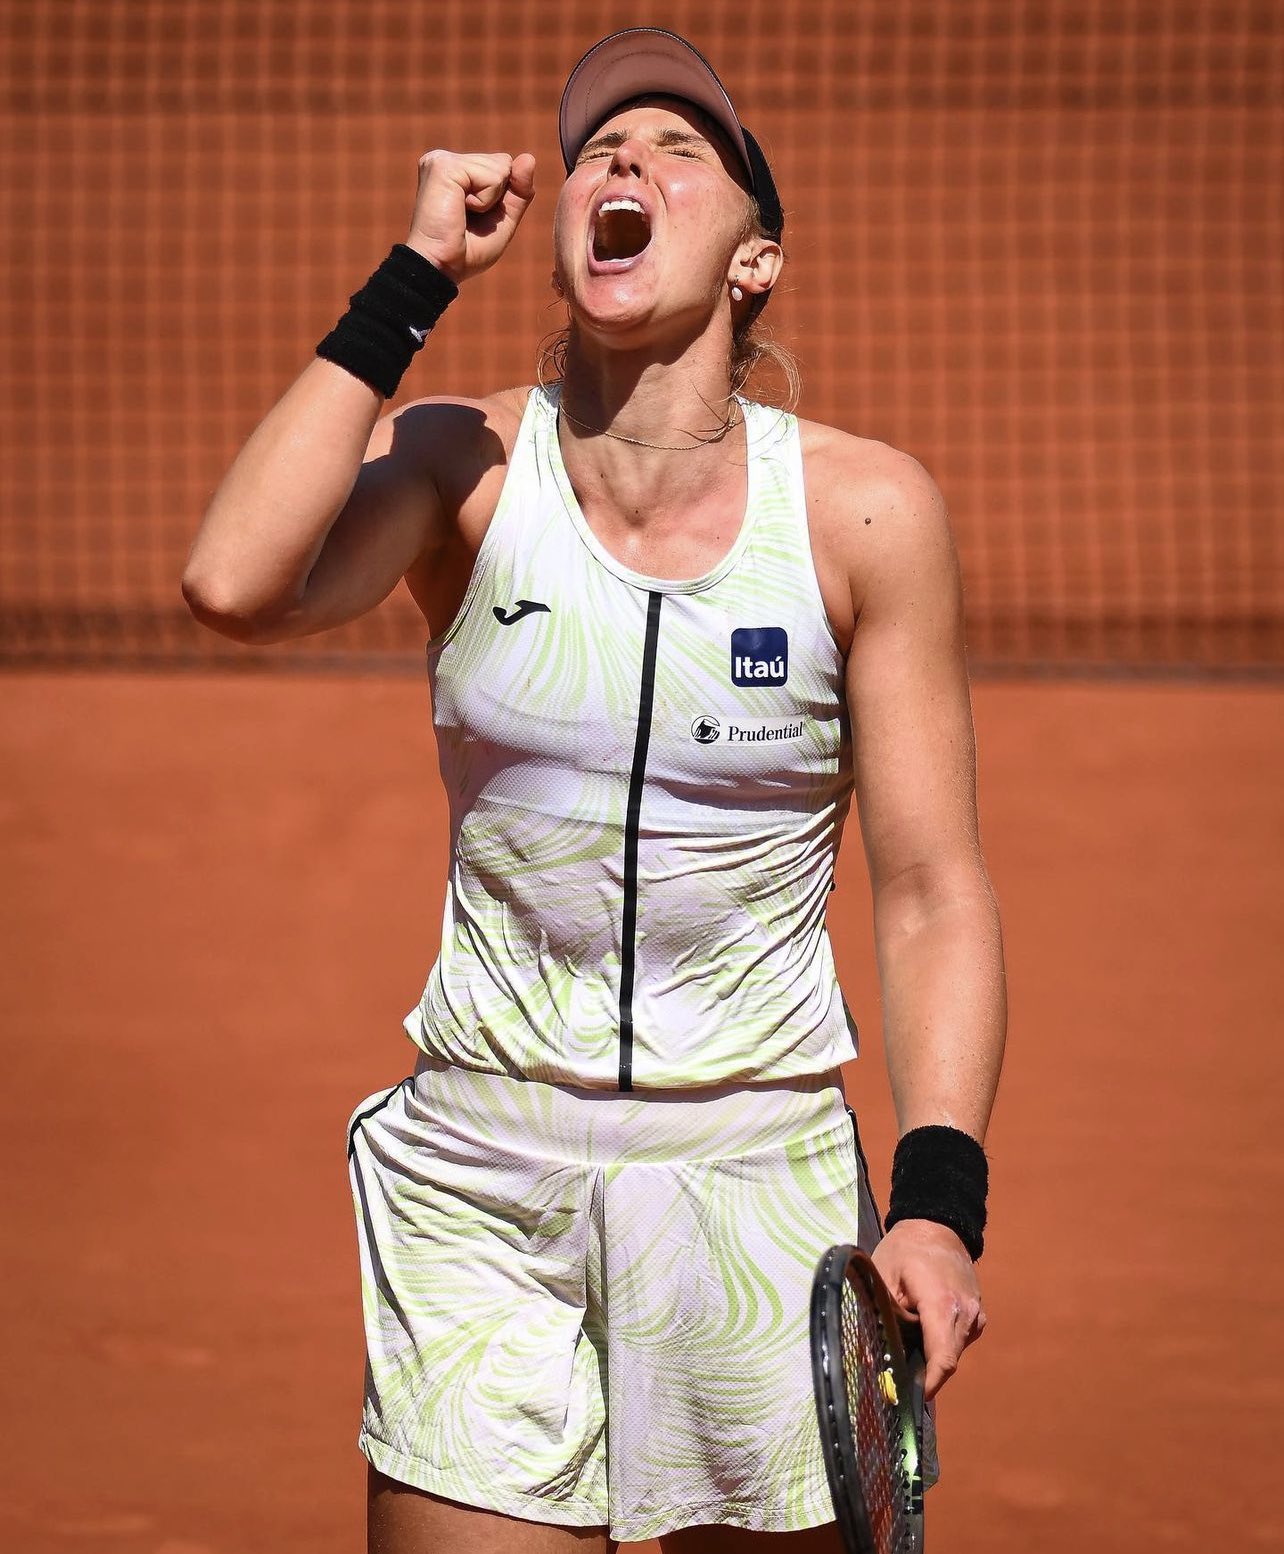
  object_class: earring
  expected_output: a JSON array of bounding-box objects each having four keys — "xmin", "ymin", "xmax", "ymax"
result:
[{"xmin": 731, "ymin": 284, "xmax": 745, "ymax": 302}]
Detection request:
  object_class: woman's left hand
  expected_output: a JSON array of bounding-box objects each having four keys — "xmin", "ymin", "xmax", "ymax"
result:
[{"xmin": 871, "ymin": 1219, "xmax": 987, "ymax": 1399}]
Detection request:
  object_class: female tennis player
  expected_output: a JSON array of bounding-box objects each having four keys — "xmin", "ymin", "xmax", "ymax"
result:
[{"xmin": 183, "ymin": 28, "xmax": 1005, "ymax": 1554}]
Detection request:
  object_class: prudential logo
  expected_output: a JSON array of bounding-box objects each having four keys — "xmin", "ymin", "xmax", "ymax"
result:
[{"xmin": 731, "ymin": 626, "xmax": 788, "ymax": 687}]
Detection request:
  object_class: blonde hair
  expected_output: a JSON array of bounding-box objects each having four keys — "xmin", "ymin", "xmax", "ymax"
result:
[{"xmin": 729, "ymin": 310, "xmax": 800, "ymax": 409}]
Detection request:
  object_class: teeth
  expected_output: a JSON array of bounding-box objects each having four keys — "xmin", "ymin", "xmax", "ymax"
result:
[{"xmin": 592, "ymin": 195, "xmax": 651, "ymax": 262}]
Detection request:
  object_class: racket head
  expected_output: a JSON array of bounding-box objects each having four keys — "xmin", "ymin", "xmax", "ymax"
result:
[{"xmin": 810, "ymin": 1244, "xmax": 926, "ymax": 1554}]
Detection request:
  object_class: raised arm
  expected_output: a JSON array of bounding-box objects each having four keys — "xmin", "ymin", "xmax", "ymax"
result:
[
  {"xmin": 812, "ymin": 429, "xmax": 1007, "ymax": 1398},
  {"xmin": 181, "ymin": 150, "xmax": 536, "ymax": 643}
]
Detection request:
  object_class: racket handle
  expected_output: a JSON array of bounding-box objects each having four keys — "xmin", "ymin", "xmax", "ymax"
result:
[{"xmin": 899, "ymin": 1318, "xmax": 927, "ymax": 1440}]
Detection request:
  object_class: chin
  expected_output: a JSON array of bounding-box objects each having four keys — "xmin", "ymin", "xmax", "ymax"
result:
[{"xmin": 571, "ymin": 277, "xmax": 660, "ymax": 337}]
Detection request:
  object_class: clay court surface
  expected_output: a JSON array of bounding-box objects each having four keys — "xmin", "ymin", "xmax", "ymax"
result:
[{"xmin": 1, "ymin": 671, "xmax": 1280, "ymax": 1553}]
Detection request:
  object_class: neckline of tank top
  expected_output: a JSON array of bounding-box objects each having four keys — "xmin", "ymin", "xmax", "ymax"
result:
[{"xmin": 538, "ymin": 384, "xmax": 785, "ymax": 598}]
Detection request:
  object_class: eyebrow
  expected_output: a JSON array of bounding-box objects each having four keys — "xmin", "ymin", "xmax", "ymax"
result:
[{"xmin": 577, "ymin": 126, "xmax": 714, "ymax": 160}]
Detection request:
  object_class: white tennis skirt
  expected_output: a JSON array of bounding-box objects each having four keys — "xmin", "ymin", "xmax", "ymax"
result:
[{"xmin": 346, "ymin": 1054, "xmax": 882, "ymax": 1543}]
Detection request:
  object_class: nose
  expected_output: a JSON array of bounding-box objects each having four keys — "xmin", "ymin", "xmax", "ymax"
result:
[{"xmin": 607, "ymin": 138, "xmax": 649, "ymax": 181}]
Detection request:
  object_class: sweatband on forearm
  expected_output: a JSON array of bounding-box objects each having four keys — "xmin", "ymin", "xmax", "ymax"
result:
[
  {"xmin": 316, "ymin": 243, "xmax": 458, "ymax": 398},
  {"xmin": 885, "ymin": 1124, "xmax": 989, "ymax": 1261}
]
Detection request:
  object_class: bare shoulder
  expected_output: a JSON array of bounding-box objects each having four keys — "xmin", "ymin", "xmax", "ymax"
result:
[
  {"xmin": 797, "ymin": 417, "xmax": 956, "ymax": 645},
  {"xmin": 374, "ymin": 384, "xmax": 529, "ymax": 482},
  {"xmin": 370, "ymin": 384, "xmax": 534, "ymax": 548},
  {"xmin": 388, "ymin": 383, "xmax": 531, "ymax": 448},
  {"xmin": 798, "ymin": 417, "xmax": 948, "ymax": 545}
]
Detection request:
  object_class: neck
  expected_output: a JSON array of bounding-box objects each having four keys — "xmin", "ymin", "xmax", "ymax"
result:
[
  {"xmin": 558, "ymin": 326, "xmax": 739, "ymax": 452},
  {"xmin": 552, "ymin": 329, "xmax": 748, "ymax": 533}
]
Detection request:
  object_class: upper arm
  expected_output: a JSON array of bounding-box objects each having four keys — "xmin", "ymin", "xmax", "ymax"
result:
[
  {"xmin": 832, "ymin": 445, "xmax": 982, "ymax": 902},
  {"xmin": 274, "ymin": 395, "xmax": 496, "ymax": 640}
]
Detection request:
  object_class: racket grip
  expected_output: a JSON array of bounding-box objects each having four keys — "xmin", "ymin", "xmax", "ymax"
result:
[{"xmin": 899, "ymin": 1320, "xmax": 927, "ymax": 1449}]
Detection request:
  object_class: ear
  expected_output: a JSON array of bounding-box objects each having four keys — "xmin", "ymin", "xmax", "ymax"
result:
[{"xmin": 728, "ymin": 237, "xmax": 784, "ymax": 301}]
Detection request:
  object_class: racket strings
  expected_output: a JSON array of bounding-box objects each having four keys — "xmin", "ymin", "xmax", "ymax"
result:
[{"xmin": 840, "ymin": 1282, "xmax": 916, "ymax": 1554}]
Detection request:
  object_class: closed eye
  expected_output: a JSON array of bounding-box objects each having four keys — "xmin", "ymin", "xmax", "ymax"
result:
[
  {"xmin": 575, "ymin": 129, "xmax": 716, "ymax": 164},
  {"xmin": 657, "ymin": 131, "xmax": 715, "ymax": 159}
]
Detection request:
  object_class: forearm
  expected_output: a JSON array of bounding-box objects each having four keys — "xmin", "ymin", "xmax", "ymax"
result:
[
  {"xmin": 873, "ymin": 871, "xmax": 1007, "ymax": 1143},
  {"xmin": 183, "ymin": 147, "xmax": 534, "ymax": 639},
  {"xmin": 182, "ymin": 357, "xmax": 384, "ymax": 626}
]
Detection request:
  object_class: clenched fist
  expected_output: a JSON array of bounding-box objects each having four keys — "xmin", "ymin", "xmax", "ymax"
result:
[{"xmin": 406, "ymin": 151, "xmax": 536, "ymax": 286}]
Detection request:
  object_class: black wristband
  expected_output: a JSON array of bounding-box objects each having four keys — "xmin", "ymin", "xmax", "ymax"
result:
[
  {"xmin": 885, "ymin": 1124, "xmax": 989, "ymax": 1261},
  {"xmin": 316, "ymin": 243, "xmax": 459, "ymax": 398}
]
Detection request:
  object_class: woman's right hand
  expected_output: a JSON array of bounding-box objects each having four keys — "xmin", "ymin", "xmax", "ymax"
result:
[{"xmin": 406, "ymin": 151, "xmax": 537, "ymax": 286}]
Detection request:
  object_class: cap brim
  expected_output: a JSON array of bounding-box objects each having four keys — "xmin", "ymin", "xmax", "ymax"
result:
[{"xmin": 559, "ymin": 28, "xmax": 750, "ymax": 175}]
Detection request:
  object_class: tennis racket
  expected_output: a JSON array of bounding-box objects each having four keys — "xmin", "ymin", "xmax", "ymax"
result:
[{"xmin": 810, "ymin": 1244, "xmax": 926, "ymax": 1554}]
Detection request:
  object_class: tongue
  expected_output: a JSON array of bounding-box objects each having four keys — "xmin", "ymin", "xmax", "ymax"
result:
[{"xmin": 593, "ymin": 208, "xmax": 651, "ymax": 262}]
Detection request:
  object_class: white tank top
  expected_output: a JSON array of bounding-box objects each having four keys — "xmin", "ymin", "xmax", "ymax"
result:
[{"xmin": 405, "ymin": 384, "xmax": 857, "ymax": 1089}]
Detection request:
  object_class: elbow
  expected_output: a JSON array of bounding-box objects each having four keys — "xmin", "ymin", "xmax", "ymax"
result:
[
  {"xmin": 873, "ymin": 858, "xmax": 1001, "ymax": 941},
  {"xmin": 180, "ymin": 565, "xmax": 294, "ymax": 645}
]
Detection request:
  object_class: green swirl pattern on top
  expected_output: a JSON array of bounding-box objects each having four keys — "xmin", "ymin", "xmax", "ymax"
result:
[{"xmin": 409, "ymin": 387, "xmax": 856, "ymax": 1088}]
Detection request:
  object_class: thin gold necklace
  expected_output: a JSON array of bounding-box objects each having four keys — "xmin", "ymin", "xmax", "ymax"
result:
[{"xmin": 558, "ymin": 397, "xmax": 742, "ymax": 453}]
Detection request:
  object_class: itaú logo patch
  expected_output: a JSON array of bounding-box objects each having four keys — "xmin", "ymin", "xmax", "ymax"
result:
[{"xmin": 731, "ymin": 626, "xmax": 788, "ymax": 686}]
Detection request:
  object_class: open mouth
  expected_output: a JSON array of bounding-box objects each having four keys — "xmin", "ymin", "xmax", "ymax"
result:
[{"xmin": 592, "ymin": 197, "xmax": 652, "ymax": 263}]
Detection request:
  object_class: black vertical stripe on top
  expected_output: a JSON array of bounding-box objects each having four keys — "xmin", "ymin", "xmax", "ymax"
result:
[{"xmin": 618, "ymin": 590, "xmax": 664, "ymax": 1092}]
